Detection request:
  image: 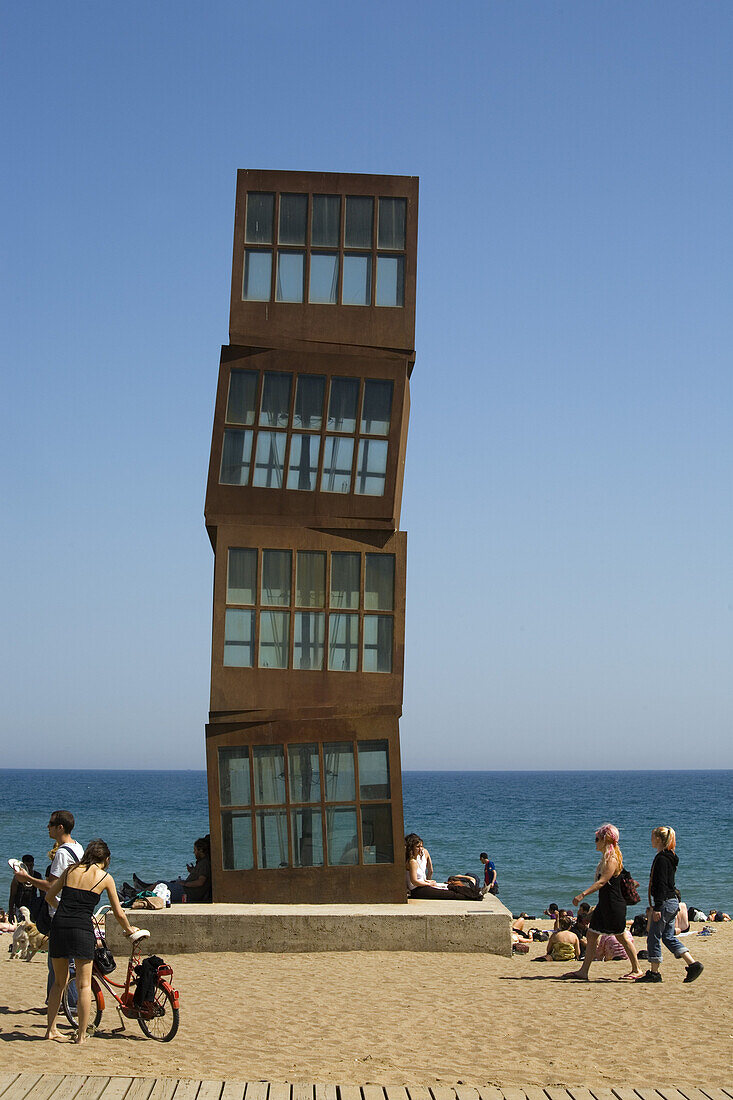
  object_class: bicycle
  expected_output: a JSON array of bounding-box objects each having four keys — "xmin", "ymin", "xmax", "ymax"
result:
[{"xmin": 61, "ymin": 908, "xmax": 179, "ymax": 1042}]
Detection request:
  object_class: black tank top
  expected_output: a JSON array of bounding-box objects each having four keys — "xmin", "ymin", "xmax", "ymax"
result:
[{"xmin": 54, "ymin": 873, "xmax": 107, "ymax": 926}]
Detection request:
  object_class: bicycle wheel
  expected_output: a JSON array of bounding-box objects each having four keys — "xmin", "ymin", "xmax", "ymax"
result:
[
  {"xmin": 137, "ymin": 980, "xmax": 179, "ymax": 1042},
  {"xmin": 61, "ymin": 981, "xmax": 103, "ymax": 1030}
]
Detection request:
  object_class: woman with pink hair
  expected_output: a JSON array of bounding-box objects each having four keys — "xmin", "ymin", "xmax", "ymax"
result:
[{"xmin": 563, "ymin": 823, "xmax": 642, "ymax": 981}]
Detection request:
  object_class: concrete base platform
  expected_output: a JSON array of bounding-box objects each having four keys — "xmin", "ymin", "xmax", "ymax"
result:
[{"xmin": 106, "ymin": 896, "xmax": 512, "ymax": 957}]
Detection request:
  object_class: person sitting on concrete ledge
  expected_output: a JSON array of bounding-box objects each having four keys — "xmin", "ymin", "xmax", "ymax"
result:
[
  {"xmin": 134, "ymin": 835, "xmax": 211, "ymax": 903},
  {"xmin": 405, "ymin": 834, "xmax": 482, "ymax": 900}
]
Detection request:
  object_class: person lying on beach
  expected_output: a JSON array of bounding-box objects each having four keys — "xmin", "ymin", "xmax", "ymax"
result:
[
  {"xmin": 708, "ymin": 909, "xmax": 731, "ymax": 922},
  {"xmin": 534, "ymin": 916, "xmax": 580, "ymax": 962},
  {"xmin": 512, "ymin": 915, "xmax": 534, "ymax": 940},
  {"xmin": 133, "ymin": 835, "xmax": 211, "ymax": 903}
]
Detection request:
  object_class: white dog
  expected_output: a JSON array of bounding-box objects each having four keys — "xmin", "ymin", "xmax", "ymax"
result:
[{"xmin": 10, "ymin": 906, "xmax": 48, "ymax": 961}]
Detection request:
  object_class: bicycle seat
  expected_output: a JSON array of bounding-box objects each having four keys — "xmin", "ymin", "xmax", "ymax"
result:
[{"xmin": 129, "ymin": 929, "xmax": 150, "ymax": 943}]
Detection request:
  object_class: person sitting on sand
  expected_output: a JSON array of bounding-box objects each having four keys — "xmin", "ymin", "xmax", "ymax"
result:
[
  {"xmin": 674, "ymin": 901, "xmax": 690, "ymax": 935},
  {"xmin": 708, "ymin": 909, "xmax": 731, "ymax": 922},
  {"xmin": 594, "ymin": 933, "xmax": 628, "ymax": 961},
  {"xmin": 544, "ymin": 903, "xmax": 559, "ymax": 920},
  {"xmin": 534, "ymin": 915, "xmax": 580, "ymax": 962},
  {"xmin": 570, "ymin": 911, "xmax": 591, "ymax": 957},
  {"xmin": 133, "ymin": 835, "xmax": 211, "ymax": 903},
  {"xmin": 563, "ymin": 823, "xmax": 642, "ymax": 981}
]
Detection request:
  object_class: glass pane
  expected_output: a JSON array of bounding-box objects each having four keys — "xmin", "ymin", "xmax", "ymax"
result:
[
  {"xmin": 312, "ymin": 194, "xmax": 341, "ymax": 247},
  {"xmin": 294, "ymin": 611, "xmax": 324, "ymax": 670},
  {"xmin": 378, "ymin": 197, "xmax": 406, "ymax": 250},
  {"xmin": 328, "ymin": 377, "xmax": 359, "ymax": 433},
  {"xmin": 326, "ymin": 807, "xmax": 359, "ymax": 865},
  {"xmin": 292, "ymin": 809, "xmax": 323, "ymax": 867},
  {"xmin": 363, "ymin": 615, "xmax": 393, "ymax": 673},
  {"xmin": 288, "ymin": 744, "xmax": 322, "ymax": 804},
  {"xmin": 330, "ymin": 552, "xmax": 360, "ymax": 608},
  {"xmin": 245, "ymin": 193, "xmax": 274, "ymax": 244},
  {"xmin": 261, "ymin": 549, "xmax": 291, "ymax": 605},
  {"xmin": 328, "ymin": 612, "xmax": 359, "ymax": 671},
  {"xmin": 220, "ymin": 428, "xmax": 253, "ymax": 485},
  {"xmin": 286, "ymin": 433, "xmax": 320, "ymax": 491},
  {"xmin": 355, "ymin": 438, "xmax": 388, "ymax": 496},
  {"xmin": 321, "ymin": 436, "xmax": 354, "ymax": 493},
  {"xmin": 345, "ymin": 196, "xmax": 373, "ymax": 248},
  {"xmin": 364, "ymin": 554, "xmax": 394, "ymax": 610},
  {"xmin": 252, "ymin": 430, "xmax": 286, "ymax": 488},
  {"xmin": 296, "ymin": 551, "xmax": 326, "ymax": 607},
  {"xmin": 278, "ymin": 193, "xmax": 307, "ymax": 245},
  {"xmin": 227, "ymin": 548, "xmax": 257, "ymax": 605},
  {"xmin": 221, "ymin": 811, "xmax": 254, "ymax": 870},
  {"xmin": 376, "ymin": 255, "xmax": 404, "ymax": 307},
  {"xmin": 223, "ymin": 609, "xmax": 255, "ymax": 667},
  {"xmin": 255, "ymin": 810, "xmax": 289, "ymax": 868},
  {"xmin": 226, "ymin": 369, "xmax": 258, "ymax": 425},
  {"xmin": 218, "ymin": 746, "xmax": 251, "ymax": 806},
  {"xmin": 293, "ymin": 374, "xmax": 325, "ymax": 429},
  {"xmin": 276, "ymin": 251, "xmax": 305, "ymax": 302},
  {"xmin": 324, "ymin": 742, "xmax": 355, "ymax": 800},
  {"xmin": 360, "ymin": 379, "xmax": 393, "ymax": 435},
  {"xmin": 242, "ymin": 250, "xmax": 272, "ymax": 301},
  {"xmin": 309, "ymin": 253, "xmax": 339, "ymax": 304},
  {"xmin": 253, "ymin": 745, "xmax": 286, "ymax": 805},
  {"xmin": 259, "ymin": 372, "xmax": 292, "ymax": 427},
  {"xmin": 342, "ymin": 254, "xmax": 371, "ymax": 305},
  {"xmin": 258, "ymin": 610, "xmax": 290, "ymax": 668},
  {"xmin": 361, "ymin": 804, "xmax": 394, "ymax": 863},
  {"xmin": 357, "ymin": 740, "xmax": 391, "ymax": 799}
]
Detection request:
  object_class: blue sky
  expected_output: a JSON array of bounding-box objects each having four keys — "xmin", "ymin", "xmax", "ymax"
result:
[{"xmin": 1, "ymin": 2, "xmax": 731, "ymax": 769}]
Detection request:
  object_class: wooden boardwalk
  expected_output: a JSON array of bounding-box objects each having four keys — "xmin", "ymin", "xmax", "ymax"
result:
[{"xmin": 1, "ymin": 1078, "xmax": 731, "ymax": 1100}]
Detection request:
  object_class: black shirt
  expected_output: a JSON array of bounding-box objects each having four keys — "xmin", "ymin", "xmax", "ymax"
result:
[{"xmin": 650, "ymin": 849, "xmax": 679, "ymax": 907}]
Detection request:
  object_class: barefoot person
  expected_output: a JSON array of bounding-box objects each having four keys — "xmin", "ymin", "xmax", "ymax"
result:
[
  {"xmin": 45, "ymin": 839, "xmax": 139, "ymax": 1043},
  {"xmin": 564, "ymin": 823, "xmax": 642, "ymax": 981},
  {"xmin": 638, "ymin": 825, "xmax": 703, "ymax": 983}
]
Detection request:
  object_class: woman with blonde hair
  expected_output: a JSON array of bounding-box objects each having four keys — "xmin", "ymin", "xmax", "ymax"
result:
[
  {"xmin": 638, "ymin": 825, "xmax": 703, "ymax": 983},
  {"xmin": 563, "ymin": 823, "xmax": 642, "ymax": 981}
]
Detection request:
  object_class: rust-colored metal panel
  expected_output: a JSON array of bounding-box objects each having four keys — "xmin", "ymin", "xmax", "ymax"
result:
[
  {"xmin": 229, "ymin": 171, "xmax": 418, "ymax": 353},
  {"xmin": 204, "ymin": 346, "xmax": 411, "ymax": 531},
  {"xmin": 206, "ymin": 714, "xmax": 406, "ymax": 904}
]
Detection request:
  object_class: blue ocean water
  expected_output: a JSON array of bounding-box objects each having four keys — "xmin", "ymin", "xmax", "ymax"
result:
[{"xmin": 0, "ymin": 769, "xmax": 730, "ymax": 917}]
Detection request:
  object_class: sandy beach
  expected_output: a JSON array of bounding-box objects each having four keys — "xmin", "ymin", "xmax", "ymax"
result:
[{"xmin": 0, "ymin": 921, "xmax": 729, "ymax": 1087}]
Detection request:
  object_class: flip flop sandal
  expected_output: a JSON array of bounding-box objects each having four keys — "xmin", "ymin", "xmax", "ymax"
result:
[{"xmin": 8, "ymin": 859, "xmax": 28, "ymax": 875}]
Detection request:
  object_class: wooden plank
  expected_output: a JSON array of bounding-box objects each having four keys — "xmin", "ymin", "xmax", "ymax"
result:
[
  {"xmin": 52, "ymin": 1078, "xmax": 87, "ymax": 1100},
  {"xmin": 524, "ymin": 1090, "xmax": 548, "ymax": 1100},
  {"xmin": 0, "ymin": 1080, "xmax": 21, "ymax": 1100},
  {"xmin": 502, "ymin": 1090, "xmax": 530, "ymax": 1100},
  {"xmin": 21, "ymin": 1077, "xmax": 67, "ymax": 1100},
  {"xmin": 172, "ymin": 1085, "xmax": 200, "ymax": 1100},
  {"xmin": 196, "ymin": 1086, "xmax": 223, "ymax": 1100},
  {"xmin": 567, "ymin": 1090, "xmax": 596, "ymax": 1100},
  {"xmin": 267, "ymin": 1087, "xmax": 291, "ymax": 1100},
  {"xmin": 220, "ymin": 1087, "xmax": 246, "ymax": 1100},
  {"xmin": 243, "ymin": 1086, "xmax": 268, "ymax": 1100},
  {"xmin": 3, "ymin": 1079, "xmax": 45, "ymax": 1100},
  {"xmin": 429, "ymin": 1089, "xmax": 454, "ymax": 1100},
  {"xmin": 147, "ymin": 1083, "xmax": 178, "ymax": 1100},
  {"xmin": 656, "ymin": 1091, "xmax": 689, "ymax": 1100},
  {"xmin": 339, "ymin": 1089, "xmax": 361, "ymax": 1100},
  {"xmin": 99, "ymin": 1082, "xmax": 134, "ymax": 1100},
  {"xmin": 315, "ymin": 1087, "xmax": 338, "ymax": 1100},
  {"xmin": 612, "ymin": 1090, "xmax": 640, "ymax": 1100},
  {"xmin": 406, "ymin": 1090, "xmax": 430, "ymax": 1100},
  {"xmin": 547, "ymin": 1089, "xmax": 573, "ymax": 1100},
  {"xmin": 75, "ymin": 1081, "xmax": 113, "ymax": 1100},
  {"xmin": 383, "ymin": 1089, "xmax": 408, "ymax": 1100},
  {"xmin": 124, "ymin": 1083, "xmax": 156, "ymax": 1100},
  {"xmin": 362, "ymin": 1088, "xmax": 383, "ymax": 1100},
  {"xmin": 454, "ymin": 1089, "xmax": 480, "ymax": 1100},
  {"xmin": 634, "ymin": 1091, "xmax": 662, "ymax": 1100},
  {"xmin": 291, "ymin": 1087, "xmax": 313, "ymax": 1100},
  {"xmin": 589, "ymin": 1091, "xmax": 617, "ymax": 1100},
  {"xmin": 700, "ymin": 1092, "xmax": 733, "ymax": 1100},
  {"xmin": 476, "ymin": 1088, "xmax": 504, "ymax": 1100},
  {"xmin": 678, "ymin": 1092, "xmax": 719, "ymax": 1100}
]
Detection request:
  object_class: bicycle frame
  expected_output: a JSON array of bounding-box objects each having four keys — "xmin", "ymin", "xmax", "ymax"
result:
[{"xmin": 90, "ymin": 914, "xmax": 179, "ymax": 1020}]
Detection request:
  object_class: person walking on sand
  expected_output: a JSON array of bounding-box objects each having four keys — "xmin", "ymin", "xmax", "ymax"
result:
[
  {"xmin": 563, "ymin": 823, "xmax": 642, "ymax": 981},
  {"xmin": 44, "ymin": 838, "xmax": 140, "ymax": 1043},
  {"xmin": 637, "ymin": 825, "xmax": 703, "ymax": 984}
]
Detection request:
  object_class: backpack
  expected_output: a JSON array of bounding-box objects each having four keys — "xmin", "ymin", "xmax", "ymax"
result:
[
  {"xmin": 35, "ymin": 844, "xmax": 81, "ymax": 934},
  {"xmin": 630, "ymin": 913, "xmax": 647, "ymax": 937},
  {"xmin": 447, "ymin": 879, "xmax": 483, "ymax": 901},
  {"xmin": 619, "ymin": 867, "xmax": 641, "ymax": 905}
]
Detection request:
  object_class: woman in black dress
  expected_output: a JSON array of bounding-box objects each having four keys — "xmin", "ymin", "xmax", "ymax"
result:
[
  {"xmin": 563, "ymin": 823, "xmax": 642, "ymax": 981},
  {"xmin": 45, "ymin": 839, "xmax": 139, "ymax": 1043}
]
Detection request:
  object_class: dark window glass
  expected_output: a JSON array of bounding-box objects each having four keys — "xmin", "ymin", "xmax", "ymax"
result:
[
  {"xmin": 227, "ymin": 548, "xmax": 257, "ymax": 605},
  {"xmin": 253, "ymin": 745, "xmax": 286, "ymax": 805},
  {"xmin": 278, "ymin": 193, "xmax": 307, "ymax": 245},
  {"xmin": 288, "ymin": 743, "xmax": 322, "ymax": 804},
  {"xmin": 296, "ymin": 551, "xmax": 326, "ymax": 607},
  {"xmin": 294, "ymin": 611, "xmax": 324, "ymax": 669},
  {"xmin": 220, "ymin": 428, "xmax": 253, "ymax": 485},
  {"xmin": 357, "ymin": 741, "xmax": 391, "ymax": 799},
  {"xmin": 361, "ymin": 804, "xmax": 394, "ymax": 863},
  {"xmin": 362, "ymin": 615, "xmax": 393, "ymax": 673},
  {"xmin": 219, "ymin": 747, "xmax": 251, "ymax": 807},
  {"xmin": 312, "ymin": 195, "xmax": 341, "ymax": 247},
  {"xmin": 364, "ymin": 554, "xmax": 394, "ymax": 611},
  {"xmin": 345, "ymin": 196, "xmax": 373, "ymax": 248},
  {"xmin": 326, "ymin": 807, "xmax": 359, "ymax": 865},
  {"xmin": 293, "ymin": 375, "xmax": 325, "ymax": 430},
  {"xmin": 221, "ymin": 811, "xmax": 254, "ymax": 870},
  {"xmin": 360, "ymin": 379, "xmax": 393, "ymax": 435},
  {"xmin": 378, "ymin": 197, "xmax": 406, "ymax": 250},
  {"xmin": 261, "ymin": 550, "xmax": 291, "ymax": 606},
  {"xmin": 355, "ymin": 438, "xmax": 388, "ymax": 496},
  {"xmin": 330, "ymin": 552, "xmax": 360, "ymax": 609},
  {"xmin": 226, "ymin": 369, "xmax": 258, "ymax": 425},
  {"xmin": 323, "ymin": 742, "xmax": 355, "ymax": 800},
  {"xmin": 320, "ymin": 436, "xmax": 354, "ymax": 494},
  {"xmin": 259, "ymin": 372, "xmax": 292, "ymax": 428},
  {"xmin": 258, "ymin": 611, "xmax": 289, "ymax": 668},
  {"xmin": 286, "ymin": 434, "xmax": 320, "ymax": 491},
  {"xmin": 255, "ymin": 810, "xmax": 289, "ymax": 868},
  {"xmin": 328, "ymin": 612, "xmax": 359, "ymax": 671},
  {"xmin": 245, "ymin": 193, "xmax": 274, "ymax": 244},
  {"xmin": 292, "ymin": 809, "xmax": 324, "ymax": 866},
  {"xmin": 252, "ymin": 430, "xmax": 286, "ymax": 488},
  {"xmin": 328, "ymin": 377, "xmax": 359, "ymax": 433}
]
